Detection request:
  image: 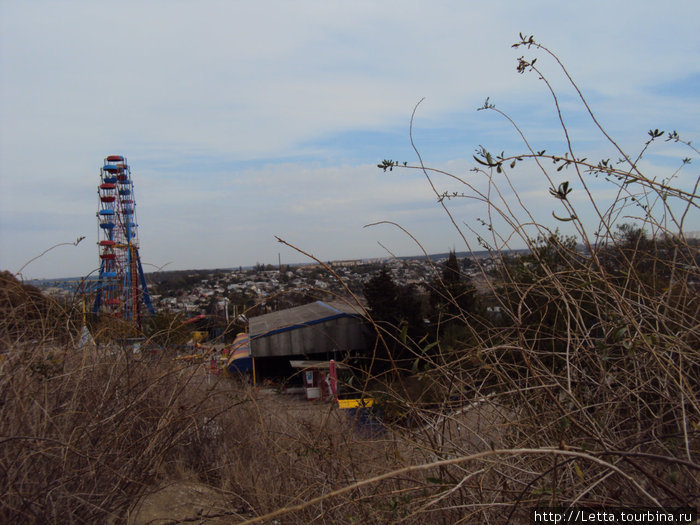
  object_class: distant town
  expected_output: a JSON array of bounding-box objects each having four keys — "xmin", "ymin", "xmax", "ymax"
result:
[{"xmin": 31, "ymin": 250, "xmax": 510, "ymax": 319}]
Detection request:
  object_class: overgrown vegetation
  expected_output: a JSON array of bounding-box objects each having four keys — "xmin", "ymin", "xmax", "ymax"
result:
[{"xmin": 1, "ymin": 35, "xmax": 698, "ymax": 523}]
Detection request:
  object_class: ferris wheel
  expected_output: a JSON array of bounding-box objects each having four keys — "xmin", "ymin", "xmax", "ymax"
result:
[{"xmin": 93, "ymin": 155, "xmax": 154, "ymax": 327}]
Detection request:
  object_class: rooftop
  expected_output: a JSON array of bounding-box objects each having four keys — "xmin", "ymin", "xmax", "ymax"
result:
[{"xmin": 249, "ymin": 300, "xmax": 364, "ymax": 339}]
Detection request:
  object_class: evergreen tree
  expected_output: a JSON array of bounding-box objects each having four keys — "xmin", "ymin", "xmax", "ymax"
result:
[
  {"xmin": 363, "ymin": 266, "xmax": 425, "ymax": 371},
  {"xmin": 430, "ymin": 251, "xmax": 476, "ymax": 324},
  {"xmin": 363, "ymin": 266, "xmax": 399, "ymax": 324},
  {"xmin": 363, "ymin": 266, "xmax": 423, "ymax": 334}
]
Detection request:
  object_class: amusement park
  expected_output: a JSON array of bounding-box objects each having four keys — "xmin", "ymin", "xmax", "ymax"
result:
[
  {"xmin": 0, "ymin": 156, "xmax": 382, "ymax": 522},
  {"xmin": 83, "ymin": 155, "xmax": 371, "ymax": 400}
]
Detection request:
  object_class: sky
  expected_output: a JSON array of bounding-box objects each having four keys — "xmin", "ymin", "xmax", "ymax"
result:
[{"xmin": 1, "ymin": 1, "xmax": 698, "ymax": 279}]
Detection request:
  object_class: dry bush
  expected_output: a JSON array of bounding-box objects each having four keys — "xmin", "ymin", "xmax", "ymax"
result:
[
  {"xmin": 0, "ymin": 276, "xmax": 412, "ymax": 523},
  {"xmin": 197, "ymin": 391, "xmax": 413, "ymax": 523},
  {"xmin": 0, "ymin": 267, "xmax": 411, "ymax": 523},
  {"xmin": 2, "ymin": 352, "xmax": 200, "ymax": 522},
  {"xmin": 0, "ymin": 271, "xmax": 78, "ymax": 349},
  {"xmin": 0, "ymin": 279, "xmax": 241, "ymax": 523},
  {"xmin": 256, "ymin": 35, "xmax": 699, "ymax": 523}
]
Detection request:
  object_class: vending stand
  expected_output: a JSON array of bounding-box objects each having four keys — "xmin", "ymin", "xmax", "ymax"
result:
[{"xmin": 289, "ymin": 359, "xmax": 340, "ymax": 401}]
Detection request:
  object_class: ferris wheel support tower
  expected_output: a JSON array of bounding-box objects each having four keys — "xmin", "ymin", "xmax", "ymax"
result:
[{"xmin": 93, "ymin": 155, "xmax": 154, "ymax": 328}]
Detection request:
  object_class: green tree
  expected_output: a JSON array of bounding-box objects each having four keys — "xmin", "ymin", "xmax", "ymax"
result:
[
  {"xmin": 363, "ymin": 266, "xmax": 425, "ymax": 371},
  {"xmin": 364, "ymin": 267, "xmax": 423, "ymax": 334},
  {"xmin": 363, "ymin": 267, "xmax": 398, "ymax": 323},
  {"xmin": 430, "ymin": 251, "xmax": 477, "ymax": 327}
]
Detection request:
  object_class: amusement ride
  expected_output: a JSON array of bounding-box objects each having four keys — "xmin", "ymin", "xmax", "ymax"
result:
[{"xmin": 93, "ymin": 155, "xmax": 154, "ymax": 328}]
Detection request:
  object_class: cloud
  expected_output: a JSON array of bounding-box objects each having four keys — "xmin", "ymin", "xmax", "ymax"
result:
[{"xmin": 0, "ymin": 0, "xmax": 698, "ymax": 277}]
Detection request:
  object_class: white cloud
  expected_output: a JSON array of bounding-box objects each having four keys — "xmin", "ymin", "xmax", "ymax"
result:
[{"xmin": 0, "ymin": 0, "xmax": 698, "ymax": 277}]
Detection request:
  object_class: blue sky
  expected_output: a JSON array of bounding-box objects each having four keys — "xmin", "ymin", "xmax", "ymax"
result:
[{"xmin": 1, "ymin": 1, "xmax": 698, "ymax": 279}]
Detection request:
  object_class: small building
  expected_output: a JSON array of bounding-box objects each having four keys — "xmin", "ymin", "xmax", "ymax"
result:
[
  {"xmin": 248, "ymin": 300, "xmax": 369, "ymax": 379},
  {"xmin": 290, "ymin": 360, "xmax": 343, "ymax": 401}
]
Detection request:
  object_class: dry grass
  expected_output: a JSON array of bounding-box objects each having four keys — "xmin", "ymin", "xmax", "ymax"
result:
[{"xmin": 1, "ymin": 36, "xmax": 699, "ymax": 524}]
